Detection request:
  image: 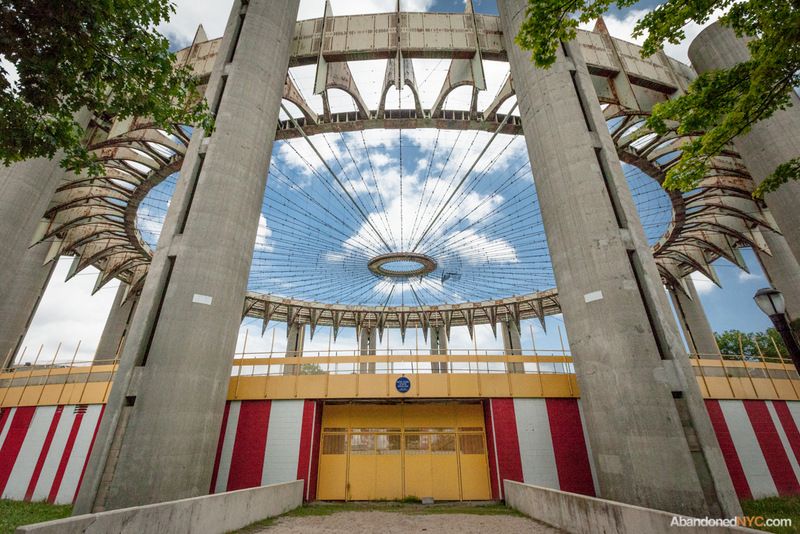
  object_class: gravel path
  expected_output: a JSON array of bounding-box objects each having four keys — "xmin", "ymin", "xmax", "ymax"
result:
[{"xmin": 253, "ymin": 510, "xmax": 564, "ymax": 533}]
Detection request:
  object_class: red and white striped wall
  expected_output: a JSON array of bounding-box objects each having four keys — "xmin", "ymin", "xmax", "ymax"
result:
[
  {"xmin": 0, "ymin": 404, "xmax": 104, "ymax": 504},
  {"xmin": 210, "ymin": 400, "xmax": 321, "ymax": 501},
  {"xmin": 706, "ymin": 399, "xmax": 800, "ymax": 499},
  {"xmin": 484, "ymin": 398, "xmax": 597, "ymax": 499}
]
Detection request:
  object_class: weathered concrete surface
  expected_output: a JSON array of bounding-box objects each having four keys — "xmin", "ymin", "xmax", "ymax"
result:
[
  {"xmin": 430, "ymin": 325, "xmax": 448, "ymax": 373},
  {"xmin": 93, "ymin": 284, "xmax": 137, "ymax": 362},
  {"xmin": 670, "ymin": 277, "xmax": 720, "ymax": 356},
  {"xmin": 252, "ymin": 510, "xmax": 562, "ymax": 534},
  {"xmin": 0, "ymin": 246, "xmax": 56, "ymax": 368},
  {"xmin": 0, "ymin": 110, "xmax": 90, "ymax": 369},
  {"xmin": 504, "ymin": 481, "xmax": 760, "ymax": 534},
  {"xmin": 16, "ymin": 481, "xmax": 302, "ymax": 534},
  {"xmin": 499, "ymin": 0, "xmax": 739, "ymax": 517},
  {"xmin": 73, "ymin": 0, "xmax": 300, "ymax": 512},
  {"xmin": 756, "ymin": 229, "xmax": 800, "ymax": 322},
  {"xmin": 501, "ymin": 320, "xmax": 524, "ymax": 373},
  {"xmin": 689, "ymin": 22, "xmax": 800, "ymax": 262}
]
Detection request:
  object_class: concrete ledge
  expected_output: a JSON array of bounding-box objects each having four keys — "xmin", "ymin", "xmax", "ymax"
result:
[
  {"xmin": 16, "ymin": 480, "xmax": 303, "ymax": 534},
  {"xmin": 504, "ymin": 480, "xmax": 763, "ymax": 534}
]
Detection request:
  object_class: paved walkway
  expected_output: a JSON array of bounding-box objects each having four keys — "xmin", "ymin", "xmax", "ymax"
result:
[{"xmin": 254, "ymin": 510, "xmax": 564, "ymax": 533}]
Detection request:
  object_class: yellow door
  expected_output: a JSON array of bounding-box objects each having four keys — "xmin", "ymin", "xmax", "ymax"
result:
[{"xmin": 317, "ymin": 403, "xmax": 491, "ymax": 501}]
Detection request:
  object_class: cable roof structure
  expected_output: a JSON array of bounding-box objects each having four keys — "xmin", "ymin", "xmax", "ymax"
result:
[{"xmin": 39, "ymin": 4, "xmax": 776, "ymax": 334}]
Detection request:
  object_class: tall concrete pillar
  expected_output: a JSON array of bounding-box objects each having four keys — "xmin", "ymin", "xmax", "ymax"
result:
[
  {"xmin": 500, "ymin": 320, "xmax": 524, "ymax": 373},
  {"xmin": 669, "ymin": 277, "xmax": 720, "ymax": 357},
  {"xmin": 93, "ymin": 284, "xmax": 138, "ymax": 363},
  {"xmin": 0, "ymin": 110, "xmax": 90, "ymax": 368},
  {"xmin": 689, "ymin": 22, "xmax": 800, "ymax": 261},
  {"xmin": 756, "ymin": 229, "xmax": 800, "ymax": 322},
  {"xmin": 359, "ymin": 327, "xmax": 377, "ymax": 374},
  {"xmin": 0, "ymin": 245, "xmax": 56, "ymax": 368},
  {"xmin": 284, "ymin": 322, "xmax": 305, "ymax": 376},
  {"xmin": 430, "ymin": 326, "xmax": 448, "ymax": 373},
  {"xmin": 500, "ymin": 0, "xmax": 739, "ymax": 516},
  {"xmin": 74, "ymin": 0, "xmax": 299, "ymax": 512}
]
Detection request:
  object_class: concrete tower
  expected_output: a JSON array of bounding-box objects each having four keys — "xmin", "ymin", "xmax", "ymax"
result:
[{"xmin": 499, "ymin": 0, "xmax": 740, "ymax": 516}]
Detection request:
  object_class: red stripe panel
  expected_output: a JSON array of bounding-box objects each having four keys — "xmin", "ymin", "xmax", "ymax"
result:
[
  {"xmin": 744, "ymin": 400, "xmax": 800, "ymax": 495},
  {"xmin": 48, "ymin": 408, "xmax": 85, "ymax": 504},
  {"xmin": 487, "ymin": 399, "xmax": 523, "ymax": 499},
  {"xmin": 545, "ymin": 399, "xmax": 595, "ymax": 496},
  {"xmin": 307, "ymin": 401, "xmax": 323, "ymax": 501},
  {"xmin": 25, "ymin": 406, "xmax": 64, "ymax": 501},
  {"xmin": 70, "ymin": 405, "xmax": 105, "ymax": 503},
  {"xmin": 772, "ymin": 401, "xmax": 800, "ymax": 467},
  {"xmin": 0, "ymin": 406, "xmax": 35, "ymax": 495},
  {"xmin": 227, "ymin": 400, "xmax": 271, "ymax": 491},
  {"xmin": 705, "ymin": 400, "xmax": 752, "ymax": 499},
  {"xmin": 209, "ymin": 402, "xmax": 231, "ymax": 493},
  {"xmin": 296, "ymin": 400, "xmax": 315, "ymax": 500}
]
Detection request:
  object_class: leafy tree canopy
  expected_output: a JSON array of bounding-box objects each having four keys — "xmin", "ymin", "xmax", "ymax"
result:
[
  {"xmin": 514, "ymin": 0, "xmax": 799, "ymax": 197},
  {"xmin": 714, "ymin": 328, "xmax": 788, "ymax": 359},
  {"xmin": 0, "ymin": 0, "xmax": 213, "ymax": 174}
]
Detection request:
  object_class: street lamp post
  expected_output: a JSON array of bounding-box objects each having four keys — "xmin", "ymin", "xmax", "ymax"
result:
[{"xmin": 754, "ymin": 287, "xmax": 800, "ymax": 372}]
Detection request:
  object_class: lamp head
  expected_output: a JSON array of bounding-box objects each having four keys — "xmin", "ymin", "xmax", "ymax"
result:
[{"xmin": 754, "ymin": 287, "xmax": 786, "ymax": 317}]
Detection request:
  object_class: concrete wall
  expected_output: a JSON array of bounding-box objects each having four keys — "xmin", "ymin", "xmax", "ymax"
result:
[
  {"xmin": 211, "ymin": 400, "xmax": 320, "ymax": 501},
  {"xmin": 16, "ymin": 480, "xmax": 302, "ymax": 534},
  {"xmin": 0, "ymin": 405, "xmax": 104, "ymax": 504},
  {"xmin": 504, "ymin": 480, "xmax": 760, "ymax": 534}
]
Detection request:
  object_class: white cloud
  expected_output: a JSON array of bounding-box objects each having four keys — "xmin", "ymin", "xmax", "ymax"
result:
[
  {"xmin": 690, "ymin": 271, "xmax": 717, "ymax": 295},
  {"xmin": 737, "ymin": 270, "xmax": 763, "ymax": 282},
  {"xmin": 15, "ymin": 257, "xmax": 121, "ymax": 364}
]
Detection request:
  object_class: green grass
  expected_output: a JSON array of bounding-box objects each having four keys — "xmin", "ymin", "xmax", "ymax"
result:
[
  {"xmin": 0, "ymin": 500, "xmax": 72, "ymax": 534},
  {"xmin": 741, "ymin": 495, "xmax": 800, "ymax": 534},
  {"xmin": 232, "ymin": 501, "xmax": 521, "ymax": 532}
]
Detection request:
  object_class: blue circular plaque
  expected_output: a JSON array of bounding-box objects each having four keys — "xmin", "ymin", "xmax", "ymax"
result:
[{"xmin": 395, "ymin": 376, "xmax": 411, "ymax": 393}]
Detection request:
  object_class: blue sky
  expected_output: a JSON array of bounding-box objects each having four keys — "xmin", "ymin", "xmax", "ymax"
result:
[{"xmin": 14, "ymin": 0, "xmax": 770, "ymax": 364}]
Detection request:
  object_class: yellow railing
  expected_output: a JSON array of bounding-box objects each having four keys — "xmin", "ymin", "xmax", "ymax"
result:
[
  {"xmin": 690, "ymin": 352, "xmax": 800, "ymax": 401},
  {"xmin": 2, "ymin": 351, "xmax": 799, "ymax": 407}
]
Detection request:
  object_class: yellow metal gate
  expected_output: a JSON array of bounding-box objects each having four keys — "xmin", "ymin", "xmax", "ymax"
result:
[{"xmin": 317, "ymin": 403, "xmax": 491, "ymax": 501}]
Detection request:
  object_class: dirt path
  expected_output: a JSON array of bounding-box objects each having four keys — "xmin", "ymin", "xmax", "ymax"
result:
[{"xmin": 252, "ymin": 510, "xmax": 564, "ymax": 533}]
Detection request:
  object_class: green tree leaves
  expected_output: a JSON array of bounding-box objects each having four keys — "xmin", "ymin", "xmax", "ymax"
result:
[
  {"xmin": 514, "ymin": 0, "xmax": 800, "ymax": 196},
  {"xmin": 0, "ymin": 0, "xmax": 214, "ymax": 175}
]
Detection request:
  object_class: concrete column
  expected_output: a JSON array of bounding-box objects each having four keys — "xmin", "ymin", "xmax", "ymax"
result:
[
  {"xmin": 93, "ymin": 284, "xmax": 138, "ymax": 363},
  {"xmin": 430, "ymin": 326, "xmax": 448, "ymax": 373},
  {"xmin": 500, "ymin": 0, "xmax": 739, "ymax": 517},
  {"xmin": 500, "ymin": 320, "xmax": 524, "ymax": 373},
  {"xmin": 284, "ymin": 322, "xmax": 305, "ymax": 376},
  {"xmin": 689, "ymin": 22, "xmax": 800, "ymax": 261},
  {"xmin": 669, "ymin": 277, "xmax": 720, "ymax": 357},
  {"xmin": 755, "ymin": 229, "xmax": 800, "ymax": 322},
  {"xmin": 0, "ymin": 245, "xmax": 56, "ymax": 368},
  {"xmin": 359, "ymin": 327, "xmax": 377, "ymax": 374},
  {"xmin": 74, "ymin": 0, "xmax": 299, "ymax": 512}
]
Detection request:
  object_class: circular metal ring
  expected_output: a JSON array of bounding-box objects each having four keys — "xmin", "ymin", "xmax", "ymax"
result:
[{"xmin": 367, "ymin": 252, "xmax": 438, "ymax": 278}]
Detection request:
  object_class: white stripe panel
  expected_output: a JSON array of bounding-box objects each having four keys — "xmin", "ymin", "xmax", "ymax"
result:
[
  {"xmin": 261, "ymin": 400, "xmax": 304, "ymax": 486},
  {"xmin": 577, "ymin": 400, "xmax": 599, "ymax": 496},
  {"xmin": 0, "ymin": 407, "xmax": 16, "ymax": 446},
  {"xmin": 787, "ymin": 402, "xmax": 800, "ymax": 434},
  {"xmin": 719, "ymin": 400, "xmax": 777, "ymax": 498},
  {"xmin": 31, "ymin": 406, "xmax": 77, "ymax": 501},
  {"xmin": 767, "ymin": 402, "xmax": 800, "ymax": 482},
  {"xmin": 214, "ymin": 401, "xmax": 241, "ymax": 494},
  {"xmin": 54, "ymin": 405, "xmax": 103, "ymax": 504},
  {"xmin": 3, "ymin": 406, "xmax": 56, "ymax": 500},
  {"xmin": 513, "ymin": 398, "xmax": 559, "ymax": 489}
]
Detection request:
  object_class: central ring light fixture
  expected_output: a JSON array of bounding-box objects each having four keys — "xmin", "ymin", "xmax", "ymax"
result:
[{"xmin": 368, "ymin": 252, "xmax": 438, "ymax": 278}]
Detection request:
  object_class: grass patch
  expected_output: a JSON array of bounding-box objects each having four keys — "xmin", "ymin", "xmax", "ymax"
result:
[
  {"xmin": 741, "ymin": 495, "xmax": 800, "ymax": 534},
  {"xmin": 0, "ymin": 500, "xmax": 72, "ymax": 534},
  {"xmin": 232, "ymin": 501, "xmax": 522, "ymax": 532}
]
